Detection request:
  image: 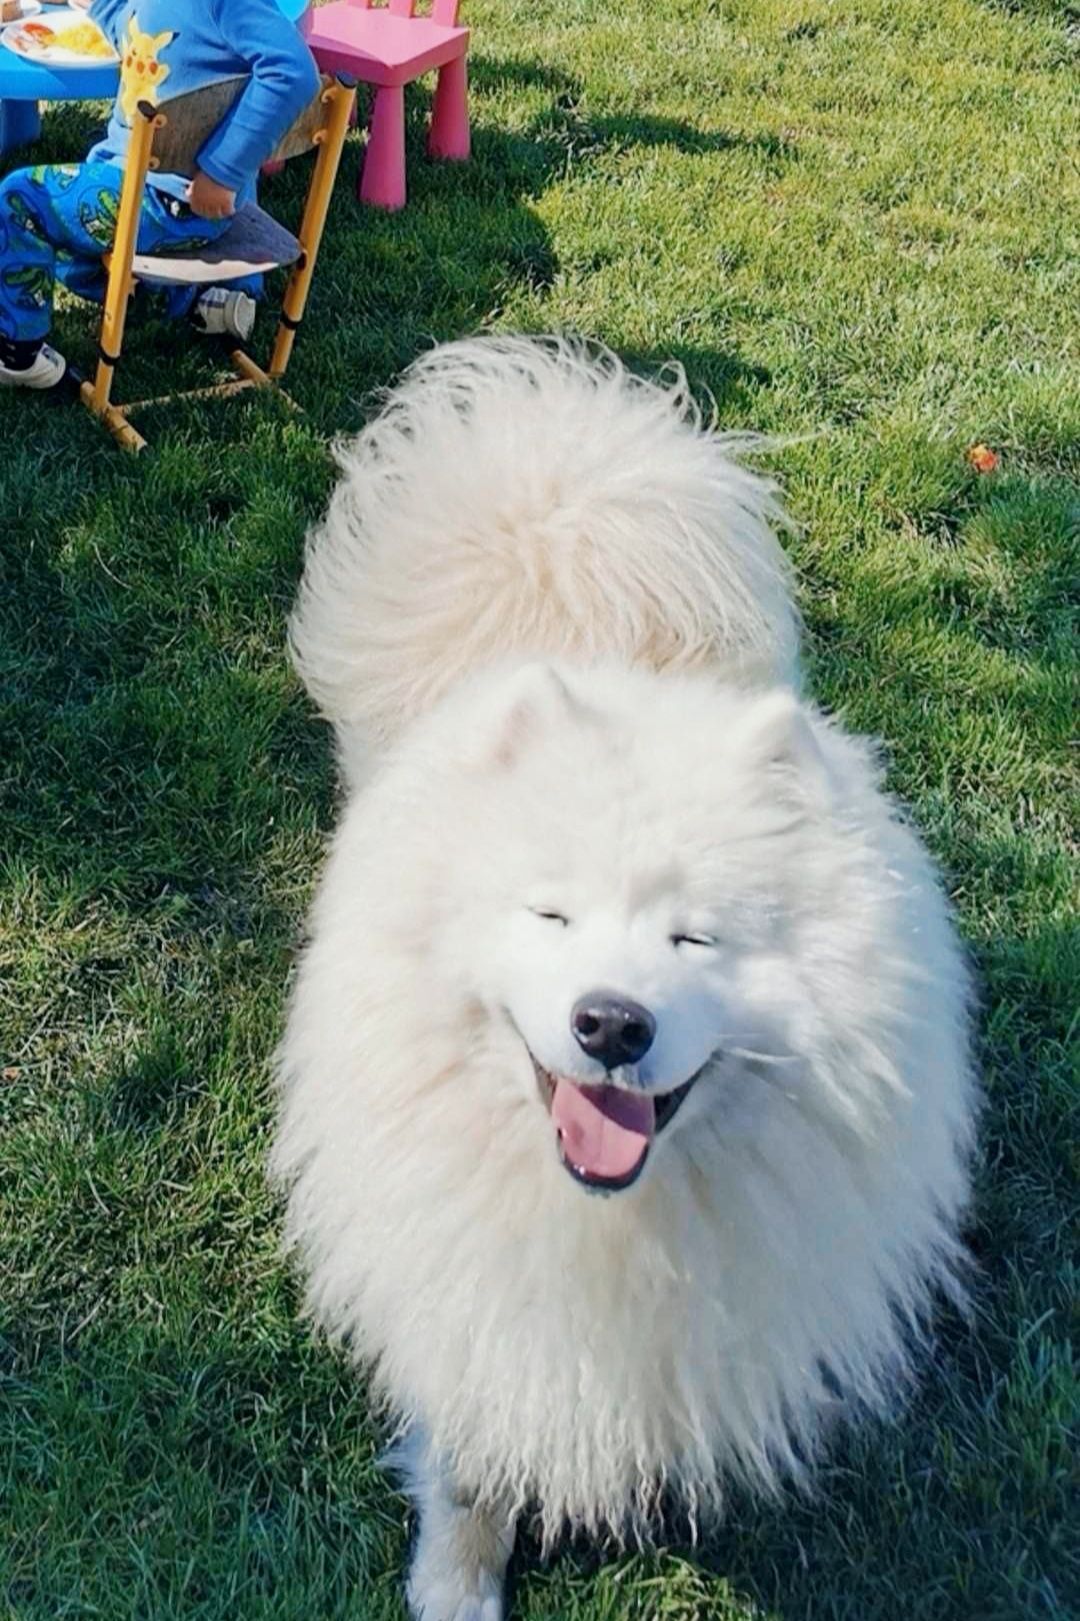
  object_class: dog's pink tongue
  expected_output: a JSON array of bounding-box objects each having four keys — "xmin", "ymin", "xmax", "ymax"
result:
[{"xmin": 551, "ymin": 1080, "xmax": 655, "ymax": 1181}]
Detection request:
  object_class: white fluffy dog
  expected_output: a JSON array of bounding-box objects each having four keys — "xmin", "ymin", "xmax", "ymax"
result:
[{"xmin": 272, "ymin": 338, "xmax": 977, "ymax": 1621}]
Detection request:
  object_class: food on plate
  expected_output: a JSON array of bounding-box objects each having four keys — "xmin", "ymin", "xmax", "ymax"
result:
[{"xmin": 6, "ymin": 14, "xmax": 114, "ymax": 54}]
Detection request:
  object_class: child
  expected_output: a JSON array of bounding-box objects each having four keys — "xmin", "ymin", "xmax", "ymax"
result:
[{"xmin": 0, "ymin": 0, "xmax": 320, "ymax": 388}]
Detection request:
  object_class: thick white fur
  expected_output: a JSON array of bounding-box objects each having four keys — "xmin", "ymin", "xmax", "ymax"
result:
[
  {"xmin": 289, "ymin": 336, "xmax": 799, "ymax": 787},
  {"xmin": 274, "ymin": 338, "xmax": 976, "ymax": 1612}
]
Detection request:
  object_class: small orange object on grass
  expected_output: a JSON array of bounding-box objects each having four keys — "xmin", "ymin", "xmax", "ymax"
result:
[{"xmin": 966, "ymin": 443, "xmax": 999, "ymax": 473}]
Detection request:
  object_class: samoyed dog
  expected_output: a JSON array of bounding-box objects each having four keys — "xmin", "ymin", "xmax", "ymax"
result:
[{"xmin": 273, "ymin": 338, "xmax": 976, "ymax": 1620}]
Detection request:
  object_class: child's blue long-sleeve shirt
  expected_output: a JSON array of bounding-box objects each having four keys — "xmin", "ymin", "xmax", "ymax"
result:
[{"xmin": 86, "ymin": 0, "xmax": 320, "ymax": 204}]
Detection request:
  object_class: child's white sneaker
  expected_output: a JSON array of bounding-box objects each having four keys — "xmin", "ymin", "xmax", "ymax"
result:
[
  {"xmin": 0, "ymin": 342, "xmax": 67, "ymax": 389},
  {"xmin": 193, "ymin": 287, "xmax": 256, "ymax": 342}
]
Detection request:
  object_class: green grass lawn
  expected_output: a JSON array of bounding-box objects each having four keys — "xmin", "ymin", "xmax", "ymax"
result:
[{"xmin": 1, "ymin": 0, "xmax": 1077, "ymax": 1615}]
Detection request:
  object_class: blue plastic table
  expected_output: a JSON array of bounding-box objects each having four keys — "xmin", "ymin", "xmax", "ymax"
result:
[{"xmin": 0, "ymin": 0, "xmax": 308, "ymax": 156}]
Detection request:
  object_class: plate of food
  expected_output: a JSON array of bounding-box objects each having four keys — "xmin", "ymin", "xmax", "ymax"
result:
[{"xmin": 1, "ymin": 6, "xmax": 116, "ymax": 64}]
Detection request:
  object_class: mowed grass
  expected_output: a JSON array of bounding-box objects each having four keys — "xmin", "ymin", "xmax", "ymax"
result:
[{"xmin": 1, "ymin": 0, "xmax": 1077, "ymax": 1616}]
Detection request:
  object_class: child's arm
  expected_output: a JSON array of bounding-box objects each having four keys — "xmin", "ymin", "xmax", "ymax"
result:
[
  {"xmin": 196, "ymin": 0, "xmax": 321, "ymax": 198},
  {"xmin": 85, "ymin": 0, "xmax": 129, "ymax": 45}
]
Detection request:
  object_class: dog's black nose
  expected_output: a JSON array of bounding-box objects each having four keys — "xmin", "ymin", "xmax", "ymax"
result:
[{"xmin": 571, "ymin": 992, "xmax": 656, "ymax": 1069}]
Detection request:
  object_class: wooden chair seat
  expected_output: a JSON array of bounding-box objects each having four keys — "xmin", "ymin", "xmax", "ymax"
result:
[{"xmin": 133, "ymin": 202, "xmax": 301, "ymax": 285}]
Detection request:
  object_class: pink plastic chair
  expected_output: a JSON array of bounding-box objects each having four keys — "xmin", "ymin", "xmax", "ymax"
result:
[{"xmin": 303, "ymin": 0, "xmax": 470, "ymax": 211}]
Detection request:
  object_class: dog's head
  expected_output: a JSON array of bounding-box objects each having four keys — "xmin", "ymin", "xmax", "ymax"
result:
[{"xmin": 423, "ymin": 663, "xmax": 855, "ymax": 1196}]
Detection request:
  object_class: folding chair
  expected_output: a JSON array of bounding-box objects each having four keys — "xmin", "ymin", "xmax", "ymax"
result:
[{"xmin": 77, "ymin": 73, "xmax": 356, "ymax": 452}]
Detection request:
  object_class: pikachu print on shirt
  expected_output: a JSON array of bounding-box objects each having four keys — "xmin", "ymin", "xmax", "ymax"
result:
[{"xmin": 118, "ymin": 15, "xmax": 175, "ymax": 123}]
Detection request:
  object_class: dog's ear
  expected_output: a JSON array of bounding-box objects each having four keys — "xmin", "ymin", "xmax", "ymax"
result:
[
  {"xmin": 733, "ymin": 690, "xmax": 834, "ymax": 808},
  {"xmin": 487, "ymin": 663, "xmax": 589, "ymax": 770}
]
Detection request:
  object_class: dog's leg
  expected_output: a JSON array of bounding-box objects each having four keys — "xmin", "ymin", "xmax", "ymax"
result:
[{"xmin": 392, "ymin": 1426, "xmax": 516, "ymax": 1621}]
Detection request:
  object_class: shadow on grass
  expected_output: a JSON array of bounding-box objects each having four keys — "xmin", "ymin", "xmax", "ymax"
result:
[{"xmin": 0, "ymin": 1310, "xmax": 402, "ymax": 1621}]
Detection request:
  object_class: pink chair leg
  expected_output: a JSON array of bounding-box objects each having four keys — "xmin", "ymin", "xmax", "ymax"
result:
[
  {"xmin": 428, "ymin": 53, "xmax": 470, "ymax": 161},
  {"xmin": 361, "ymin": 83, "xmax": 407, "ymax": 210}
]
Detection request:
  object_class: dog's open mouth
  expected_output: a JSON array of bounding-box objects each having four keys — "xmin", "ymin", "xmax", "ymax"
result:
[{"xmin": 532, "ymin": 1059, "xmax": 698, "ymax": 1192}]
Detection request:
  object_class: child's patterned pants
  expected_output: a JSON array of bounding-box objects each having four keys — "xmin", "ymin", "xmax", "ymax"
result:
[{"xmin": 0, "ymin": 161, "xmax": 257, "ymax": 342}]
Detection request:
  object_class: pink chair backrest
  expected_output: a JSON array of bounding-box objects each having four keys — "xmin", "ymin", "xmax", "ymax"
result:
[{"xmin": 348, "ymin": 0, "xmax": 462, "ymax": 18}]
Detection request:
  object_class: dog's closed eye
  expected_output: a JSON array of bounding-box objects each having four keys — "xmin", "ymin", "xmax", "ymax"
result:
[{"xmin": 530, "ymin": 908, "xmax": 570, "ymax": 926}]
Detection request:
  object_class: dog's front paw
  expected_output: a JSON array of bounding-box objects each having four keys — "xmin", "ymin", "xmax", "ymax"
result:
[
  {"xmin": 394, "ymin": 1426, "xmax": 514, "ymax": 1621},
  {"xmin": 406, "ymin": 1559, "xmax": 503, "ymax": 1621},
  {"xmin": 406, "ymin": 1499, "xmax": 510, "ymax": 1621}
]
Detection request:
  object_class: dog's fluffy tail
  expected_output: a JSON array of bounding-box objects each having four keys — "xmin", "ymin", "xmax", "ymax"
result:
[{"xmin": 290, "ymin": 336, "xmax": 799, "ymax": 777}]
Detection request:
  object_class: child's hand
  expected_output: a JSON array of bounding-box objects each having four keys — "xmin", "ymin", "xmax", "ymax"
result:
[{"xmin": 187, "ymin": 172, "xmax": 237, "ymax": 220}]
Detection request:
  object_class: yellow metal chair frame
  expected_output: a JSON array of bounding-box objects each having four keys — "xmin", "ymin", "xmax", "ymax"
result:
[{"xmin": 80, "ymin": 76, "xmax": 356, "ymax": 452}]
